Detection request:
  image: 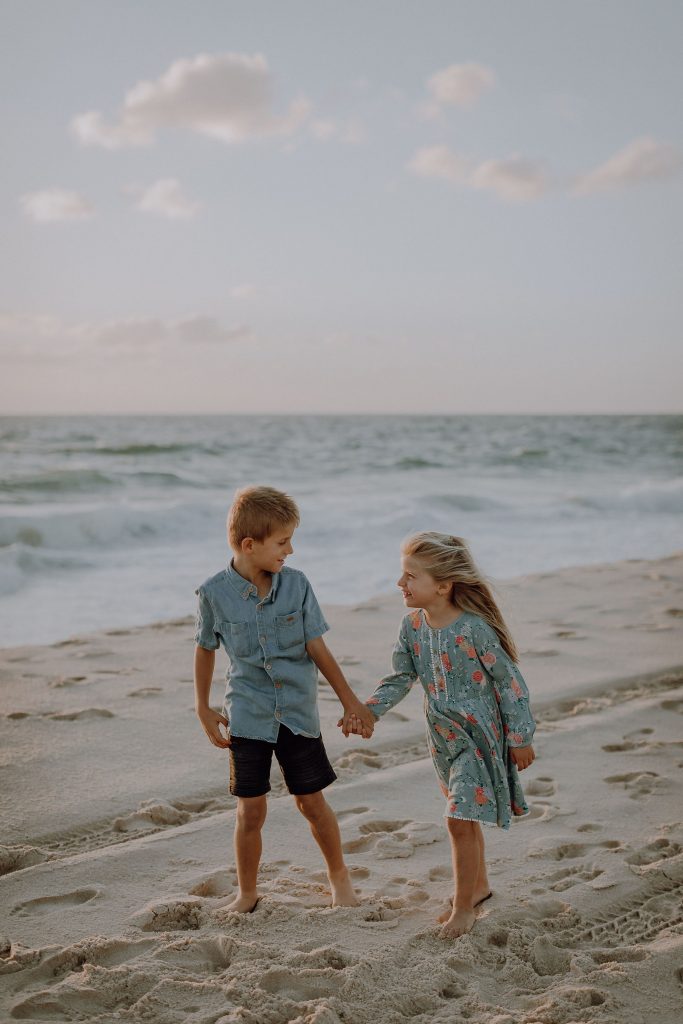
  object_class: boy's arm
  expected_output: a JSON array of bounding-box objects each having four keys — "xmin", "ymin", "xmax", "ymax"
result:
[
  {"xmin": 306, "ymin": 636, "xmax": 376, "ymax": 734},
  {"xmin": 194, "ymin": 645, "xmax": 231, "ymax": 748}
]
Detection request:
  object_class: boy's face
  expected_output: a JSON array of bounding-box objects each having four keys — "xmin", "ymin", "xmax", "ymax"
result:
[
  {"xmin": 397, "ymin": 554, "xmax": 449, "ymax": 608},
  {"xmin": 247, "ymin": 525, "xmax": 296, "ymax": 574}
]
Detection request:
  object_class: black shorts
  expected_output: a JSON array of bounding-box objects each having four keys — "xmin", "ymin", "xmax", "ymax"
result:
[{"xmin": 228, "ymin": 724, "xmax": 337, "ymax": 798}]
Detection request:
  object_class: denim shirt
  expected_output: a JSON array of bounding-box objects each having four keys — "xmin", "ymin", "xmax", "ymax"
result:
[{"xmin": 194, "ymin": 561, "xmax": 330, "ymax": 741}]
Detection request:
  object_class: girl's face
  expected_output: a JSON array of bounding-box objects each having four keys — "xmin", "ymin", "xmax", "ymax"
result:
[{"xmin": 397, "ymin": 554, "xmax": 451, "ymax": 608}]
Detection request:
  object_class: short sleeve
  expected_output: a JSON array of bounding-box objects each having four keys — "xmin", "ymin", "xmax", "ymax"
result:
[
  {"xmin": 301, "ymin": 577, "xmax": 330, "ymax": 642},
  {"xmin": 194, "ymin": 587, "xmax": 220, "ymax": 650}
]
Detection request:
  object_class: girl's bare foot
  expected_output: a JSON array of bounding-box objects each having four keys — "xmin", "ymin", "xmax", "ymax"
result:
[
  {"xmin": 440, "ymin": 906, "xmax": 476, "ymax": 939},
  {"xmin": 329, "ymin": 868, "xmax": 360, "ymax": 907},
  {"xmin": 437, "ymin": 886, "xmax": 492, "ymax": 924},
  {"xmin": 218, "ymin": 893, "xmax": 260, "ymax": 913}
]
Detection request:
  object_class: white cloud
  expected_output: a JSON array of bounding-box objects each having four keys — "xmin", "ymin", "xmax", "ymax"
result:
[
  {"xmin": 20, "ymin": 188, "xmax": 94, "ymax": 223},
  {"xmin": 0, "ymin": 312, "xmax": 250, "ymax": 356},
  {"xmin": 309, "ymin": 117, "xmax": 365, "ymax": 144},
  {"xmin": 574, "ymin": 136, "xmax": 682, "ymax": 194},
  {"xmin": 70, "ymin": 52, "xmax": 311, "ymax": 149},
  {"xmin": 408, "ymin": 145, "xmax": 470, "ymax": 183},
  {"xmin": 230, "ymin": 284, "xmax": 256, "ymax": 299},
  {"xmin": 408, "ymin": 145, "xmax": 548, "ymax": 201},
  {"xmin": 422, "ymin": 62, "xmax": 495, "ymax": 117},
  {"xmin": 470, "ymin": 157, "xmax": 549, "ymax": 202},
  {"xmin": 135, "ymin": 178, "xmax": 201, "ymax": 219}
]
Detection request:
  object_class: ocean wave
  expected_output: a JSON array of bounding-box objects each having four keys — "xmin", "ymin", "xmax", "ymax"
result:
[
  {"xmin": 0, "ymin": 543, "xmax": 92, "ymax": 596},
  {"xmin": 0, "ymin": 469, "xmax": 115, "ymax": 495}
]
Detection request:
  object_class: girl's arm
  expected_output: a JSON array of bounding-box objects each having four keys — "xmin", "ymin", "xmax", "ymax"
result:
[
  {"xmin": 364, "ymin": 622, "xmax": 419, "ymax": 720},
  {"xmin": 472, "ymin": 620, "xmax": 536, "ymax": 748}
]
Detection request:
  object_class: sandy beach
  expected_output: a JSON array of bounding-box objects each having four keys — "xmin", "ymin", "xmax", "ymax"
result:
[{"xmin": 1, "ymin": 552, "xmax": 683, "ymax": 1023}]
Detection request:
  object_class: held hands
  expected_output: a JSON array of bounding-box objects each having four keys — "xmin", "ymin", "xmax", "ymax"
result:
[
  {"xmin": 337, "ymin": 702, "xmax": 375, "ymax": 739},
  {"xmin": 510, "ymin": 744, "xmax": 535, "ymax": 770},
  {"xmin": 196, "ymin": 705, "xmax": 231, "ymax": 749}
]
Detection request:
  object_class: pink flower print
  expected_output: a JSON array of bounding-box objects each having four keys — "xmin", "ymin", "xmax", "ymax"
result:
[
  {"xmin": 512, "ymin": 801, "xmax": 526, "ymax": 815},
  {"xmin": 472, "ymin": 670, "xmax": 484, "ymax": 683},
  {"xmin": 503, "ymin": 723, "xmax": 510, "ymax": 735},
  {"xmin": 437, "ymin": 673, "xmax": 446, "ymax": 692},
  {"xmin": 410, "ymin": 611, "xmax": 421, "ymax": 629},
  {"xmin": 449, "ymin": 800, "xmax": 458, "ymax": 814},
  {"xmin": 481, "ymin": 652, "xmax": 496, "ymax": 666},
  {"xmin": 466, "ymin": 646, "xmax": 476, "ymax": 658},
  {"xmin": 446, "ymin": 730, "xmax": 459, "ymax": 740},
  {"xmin": 434, "ymin": 723, "xmax": 447, "ymax": 737},
  {"xmin": 491, "ymin": 721, "xmax": 500, "ymax": 740},
  {"xmin": 475, "ymin": 786, "xmax": 489, "ymax": 806},
  {"xmin": 511, "ymin": 678, "xmax": 523, "ymax": 698},
  {"xmin": 413, "ymin": 641, "xmax": 421, "ymax": 657},
  {"xmin": 441, "ymin": 652, "xmax": 452, "ymax": 672},
  {"xmin": 430, "ymin": 745, "xmax": 438, "ymax": 757},
  {"xmin": 475, "ymin": 747, "xmax": 483, "ymax": 759},
  {"xmin": 455, "ymin": 635, "xmax": 464, "ymax": 645},
  {"xmin": 366, "ymin": 697, "xmax": 380, "ymax": 705},
  {"xmin": 511, "ymin": 732, "xmax": 524, "ymax": 744},
  {"xmin": 466, "ymin": 713, "xmax": 478, "ymax": 725},
  {"xmin": 428, "ymin": 682, "xmax": 436, "ymax": 696}
]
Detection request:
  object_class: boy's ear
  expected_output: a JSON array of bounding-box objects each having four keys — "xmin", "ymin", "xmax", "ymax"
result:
[{"xmin": 241, "ymin": 537, "xmax": 255, "ymax": 554}]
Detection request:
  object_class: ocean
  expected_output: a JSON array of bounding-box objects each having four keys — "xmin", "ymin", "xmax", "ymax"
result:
[{"xmin": 1, "ymin": 415, "xmax": 681, "ymax": 647}]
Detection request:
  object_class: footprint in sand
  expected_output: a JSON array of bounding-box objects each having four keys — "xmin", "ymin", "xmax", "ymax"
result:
[
  {"xmin": 525, "ymin": 777, "xmax": 557, "ymax": 797},
  {"xmin": 603, "ymin": 771, "xmax": 663, "ymax": 799},
  {"xmin": 130, "ymin": 897, "xmax": 204, "ymax": 932},
  {"xmin": 528, "ymin": 839, "xmax": 621, "ymax": 862},
  {"xmin": 335, "ymin": 806, "xmax": 370, "ymax": 823},
  {"xmin": 343, "ymin": 818, "xmax": 442, "ymax": 859},
  {"xmin": 625, "ymin": 836, "xmax": 683, "ymax": 868},
  {"xmin": 49, "ymin": 675, "xmax": 89, "ymax": 688},
  {"xmin": 48, "ymin": 708, "xmax": 116, "ymax": 721},
  {"xmin": 11, "ymin": 888, "xmax": 100, "ymax": 918},
  {"xmin": 661, "ymin": 698, "xmax": 683, "ymax": 714},
  {"xmin": 127, "ymin": 687, "xmax": 163, "ymax": 698},
  {"xmin": 545, "ymin": 864, "xmax": 605, "ymax": 891}
]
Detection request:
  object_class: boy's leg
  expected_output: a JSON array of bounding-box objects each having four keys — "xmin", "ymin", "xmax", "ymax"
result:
[
  {"xmin": 221, "ymin": 795, "xmax": 267, "ymax": 913},
  {"xmin": 294, "ymin": 791, "xmax": 359, "ymax": 907}
]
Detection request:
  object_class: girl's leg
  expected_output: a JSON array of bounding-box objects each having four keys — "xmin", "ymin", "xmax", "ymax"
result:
[
  {"xmin": 439, "ymin": 818, "xmax": 481, "ymax": 938},
  {"xmin": 295, "ymin": 791, "xmax": 359, "ymax": 907},
  {"xmin": 438, "ymin": 820, "xmax": 491, "ymax": 924},
  {"xmin": 221, "ymin": 795, "xmax": 267, "ymax": 912}
]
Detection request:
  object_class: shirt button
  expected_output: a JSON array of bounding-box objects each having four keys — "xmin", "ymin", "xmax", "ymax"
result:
[
  {"xmin": 266, "ymin": 663, "xmax": 272, "ymax": 670},
  {"xmin": 275, "ymin": 682, "xmax": 282, "ymax": 689},
  {"xmin": 275, "ymin": 710, "xmax": 281, "ymax": 718},
  {"xmin": 260, "ymin": 636, "xmax": 266, "ymax": 643}
]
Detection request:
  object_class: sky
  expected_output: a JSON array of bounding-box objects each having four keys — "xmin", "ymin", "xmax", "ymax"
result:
[{"xmin": 1, "ymin": 0, "xmax": 682, "ymax": 415}]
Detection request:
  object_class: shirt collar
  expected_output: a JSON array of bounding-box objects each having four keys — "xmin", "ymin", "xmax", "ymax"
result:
[{"xmin": 226, "ymin": 559, "xmax": 281, "ymax": 603}]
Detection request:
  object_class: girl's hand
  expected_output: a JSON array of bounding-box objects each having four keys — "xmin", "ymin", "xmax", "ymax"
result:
[
  {"xmin": 337, "ymin": 709, "xmax": 374, "ymax": 739},
  {"xmin": 196, "ymin": 705, "xmax": 231, "ymax": 748},
  {"xmin": 510, "ymin": 744, "xmax": 535, "ymax": 770}
]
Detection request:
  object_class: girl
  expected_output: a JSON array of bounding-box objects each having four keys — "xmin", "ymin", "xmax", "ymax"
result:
[{"xmin": 341, "ymin": 532, "xmax": 536, "ymax": 940}]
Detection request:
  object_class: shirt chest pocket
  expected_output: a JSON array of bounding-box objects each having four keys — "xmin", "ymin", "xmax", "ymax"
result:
[
  {"xmin": 275, "ymin": 609, "xmax": 305, "ymax": 651},
  {"xmin": 219, "ymin": 621, "xmax": 252, "ymax": 658}
]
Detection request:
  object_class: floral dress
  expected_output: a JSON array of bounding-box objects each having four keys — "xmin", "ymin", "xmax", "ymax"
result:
[{"xmin": 366, "ymin": 609, "xmax": 536, "ymax": 830}]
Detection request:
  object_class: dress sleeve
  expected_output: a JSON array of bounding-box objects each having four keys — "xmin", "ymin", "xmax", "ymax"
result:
[
  {"xmin": 365, "ymin": 620, "xmax": 418, "ymax": 719},
  {"xmin": 194, "ymin": 586, "xmax": 220, "ymax": 651},
  {"xmin": 301, "ymin": 576, "xmax": 330, "ymax": 642},
  {"xmin": 472, "ymin": 619, "xmax": 536, "ymax": 748}
]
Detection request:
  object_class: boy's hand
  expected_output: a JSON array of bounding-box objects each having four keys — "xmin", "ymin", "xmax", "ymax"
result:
[
  {"xmin": 510, "ymin": 744, "xmax": 535, "ymax": 770},
  {"xmin": 337, "ymin": 703, "xmax": 375, "ymax": 739},
  {"xmin": 196, "ymin": 705, "xmax": 231, "ymax": 749}
]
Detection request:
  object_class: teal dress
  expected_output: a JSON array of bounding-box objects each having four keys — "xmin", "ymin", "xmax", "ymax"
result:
[{"xmin": 366, "ymin": 610, "xmax": 536, "ymax": 830}]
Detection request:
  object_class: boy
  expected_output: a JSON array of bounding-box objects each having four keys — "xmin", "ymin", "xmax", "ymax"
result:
[{"xmin": 194, "ymin": 485, "xmax": 376, "ymax": 911}]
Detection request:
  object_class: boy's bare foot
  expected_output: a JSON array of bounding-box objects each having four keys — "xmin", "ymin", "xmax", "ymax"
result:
[
  {"xmin": 329, "ymin": 868, "xmax": 360, "ymax": 907},
  {"xmin": 218, "ymin": 893, "xmax": 261, "ymax": 914},
  {"xmin": 440, "ymin": 906, "xmax": 476, "ymax": 939},
  {"xmin": 437, "ymin": 886, "xmax": 492, "ymax": 924}
]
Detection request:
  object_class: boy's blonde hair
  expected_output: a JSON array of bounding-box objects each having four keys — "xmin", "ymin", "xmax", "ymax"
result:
[
  {"xmin": 228, "ymin": 486, "xmax": 300, "ymax": 550},
  {"xmin": 402, "ymin": 531, "xmax": 518, "ymax": 661}
]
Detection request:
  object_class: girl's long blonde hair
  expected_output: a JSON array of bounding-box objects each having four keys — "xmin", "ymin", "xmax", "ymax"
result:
[{"xmin": 402, "ymin": 531, "xmax": 518, "ymax": 661}]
